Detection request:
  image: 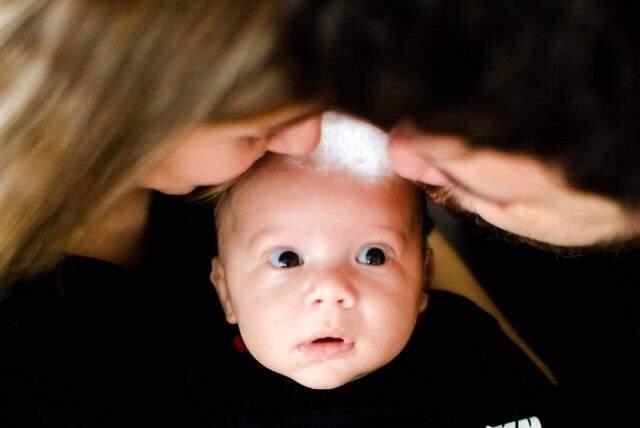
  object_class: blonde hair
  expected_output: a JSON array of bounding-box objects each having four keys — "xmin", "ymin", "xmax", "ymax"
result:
[{"xmin": 0, "ymin": 0, "xmax": 311, "ymax": 287}]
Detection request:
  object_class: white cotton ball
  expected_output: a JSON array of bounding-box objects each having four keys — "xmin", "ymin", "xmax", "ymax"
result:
[{"xmin": 313, "ymin": 111, "xmax": 392, "ymax": 180}]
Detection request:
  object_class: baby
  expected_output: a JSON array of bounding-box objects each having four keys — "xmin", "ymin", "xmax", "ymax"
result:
[{"xmin": 210, "ymin": 112, "xmax": 431, "ymax": 390}]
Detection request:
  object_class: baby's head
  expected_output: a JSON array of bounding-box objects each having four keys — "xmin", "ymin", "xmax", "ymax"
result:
[{"xmin": 211, "ymin": 113, "xmax": 432, "ymax": 390}]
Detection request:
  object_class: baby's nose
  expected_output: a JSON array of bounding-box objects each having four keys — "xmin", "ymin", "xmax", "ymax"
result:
[{"xmin": 306, "ymin": 270, "xmax": 357, "ymax": 309}]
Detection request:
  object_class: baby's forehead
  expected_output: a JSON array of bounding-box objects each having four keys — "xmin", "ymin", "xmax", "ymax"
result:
[
  {"xmin": 237, "ymin": 158, "xmax": 408, "ymax": 200},
  {"xmin": 215, "ymin": 161, "xmax": 427, "ymax": 261},
  {"xmin": 220, "ymin": 160, "xmax": 422, "ymax": 228}
]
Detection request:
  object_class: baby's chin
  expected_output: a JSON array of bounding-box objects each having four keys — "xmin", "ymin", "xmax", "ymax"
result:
[{"xmin": 288, "ymin": 368, "xmax": 371, "ymax": 390}]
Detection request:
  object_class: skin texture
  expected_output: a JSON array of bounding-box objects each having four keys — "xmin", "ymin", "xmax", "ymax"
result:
[
  {"xmin": 389, "ymin": 132, "xmax": 638, "ymax": 247},
  {"xmin": 140, "ymin": 105, "xmax": 322, "ymax": 194},
  {"xmin": 212, "ymin": 165, "xmax": 428, "ymax": 389}
]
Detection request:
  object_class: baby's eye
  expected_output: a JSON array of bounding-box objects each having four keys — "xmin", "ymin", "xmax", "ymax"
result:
[
  {"xmin": 268, "ymin": 249, "xmax": 303, "ymax": 269},
  {"xmin": 355, "ymin": 245, "xmax": 388, "ymax": 266}
]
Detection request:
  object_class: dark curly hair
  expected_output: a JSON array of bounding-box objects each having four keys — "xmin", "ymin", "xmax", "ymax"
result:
[{"xmin": 285, "ymin": 1, "xmax": 640, "ymax": 206}]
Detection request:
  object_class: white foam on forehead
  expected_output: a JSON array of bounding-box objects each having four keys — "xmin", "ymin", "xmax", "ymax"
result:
[{"xmin": 312, "ymin": 111, "xmax": 392, "ymax": 180}]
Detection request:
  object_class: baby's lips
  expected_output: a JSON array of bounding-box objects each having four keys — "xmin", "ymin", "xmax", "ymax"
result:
[{"xmin": 297, "ymin": 338, "xmax": 355, "ymax": 359}]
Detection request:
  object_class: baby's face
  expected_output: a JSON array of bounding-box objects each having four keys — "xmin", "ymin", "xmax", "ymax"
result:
[{"xmin": 212, "ymin": 165, "xmax": 427, "ymax": 389}]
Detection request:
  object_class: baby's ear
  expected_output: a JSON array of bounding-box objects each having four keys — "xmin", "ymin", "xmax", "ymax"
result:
[
  {"xmin": 419, "ymin": 247, "xmax": 434, "ymax": 313},
  {"xmin": 210, "ymin": 257, "xmax": 237, "ymax": 324}
]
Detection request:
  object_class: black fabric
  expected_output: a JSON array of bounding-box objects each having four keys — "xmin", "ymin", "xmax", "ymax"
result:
[
  {"xmin": 450, "ymin": 217, "xmax": 640, "ymax": 426},
  {"xmin": 0, "ymin": 193, "xmax": 229, "ymax": 427},
  {"xmin": 0, "ymin": 256, "xmax": 169, "ymax": 426},
  {"xmin": 218, "ymin": 291, "xmax": 560, "ymax": 428}
]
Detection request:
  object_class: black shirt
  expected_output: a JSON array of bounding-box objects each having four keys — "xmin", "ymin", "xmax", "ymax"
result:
[
  {"xmin": 451, "ymin": 217, "xmax": 640, "ymax": 426},
  {"xmin": 0, "ymin": 193, "xmax": 228, "ymax": 427}
]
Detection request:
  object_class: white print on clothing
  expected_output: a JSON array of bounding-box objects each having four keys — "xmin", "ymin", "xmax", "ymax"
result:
[
  {"xmin": 487, "ymin": 416, "xmax": 542, "ymax": 428},
  {"xmin": 314, "ymin": 111, "xmax": 391, "ymax": 181}
]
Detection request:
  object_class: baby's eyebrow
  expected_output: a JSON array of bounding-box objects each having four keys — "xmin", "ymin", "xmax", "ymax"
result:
[
  {"xmin": 247, "ymin": 226, "xmax": 298, "ymax": 252},
  {"xmin": 367, "ymin": 226, "xmax": 409, "ymax": 247}
]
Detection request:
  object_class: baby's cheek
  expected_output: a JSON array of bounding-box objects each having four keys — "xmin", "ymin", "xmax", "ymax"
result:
[
  {"xmin": 241, "ymin": 309, "xmax": 283, "ymax": 350},
  {"xmin": 377, "ymin": 301, "xmax": 416, "ymax": 342},
  {"xmin": 237, "ymin": 322, "xmax": 269, "ymax": 362}
]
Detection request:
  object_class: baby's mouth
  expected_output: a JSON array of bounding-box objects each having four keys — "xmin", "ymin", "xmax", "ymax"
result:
[
  {"xmin": 297, "ymin": 334, "xmax": 355, "ymax": 359},
  {"xmin": 312, "ymin": 337, "xmax": 345, "ymax": 344}
]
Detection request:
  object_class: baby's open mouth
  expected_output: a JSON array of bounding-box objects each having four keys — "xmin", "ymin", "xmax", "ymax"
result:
[
  {"xmin": 298, "ymin": 334, "xmax": 355, "ymax": 359},
  {"xmin": 312, "ymin": 337, "xmax": 344, "ymax": 344}
]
